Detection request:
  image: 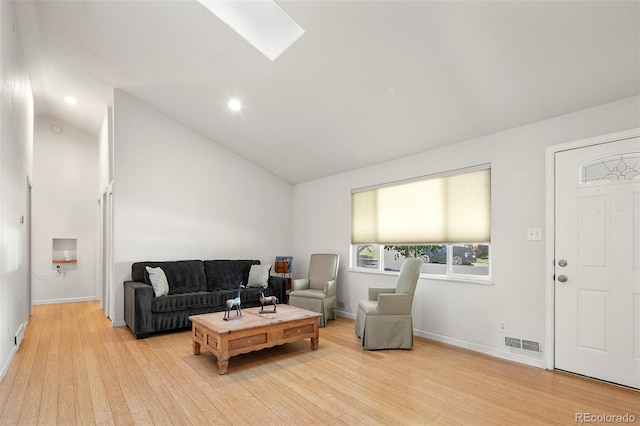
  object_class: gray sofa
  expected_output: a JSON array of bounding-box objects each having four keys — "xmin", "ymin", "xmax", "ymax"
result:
[{"xmin": 124, "ymin": 259, "xmax": 285, "ymax": 339}]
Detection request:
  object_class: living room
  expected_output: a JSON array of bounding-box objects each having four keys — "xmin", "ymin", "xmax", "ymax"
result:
[{"xmin": 1, "ymin": 1, "xmax": 639, "ymax": 423}]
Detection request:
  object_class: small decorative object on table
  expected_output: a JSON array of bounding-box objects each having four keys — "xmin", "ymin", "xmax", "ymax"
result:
[
  {"xmin": 224, "ymin": 284, "xmax": 244, "ymax": 320},
  {"xmin": 259, "ymin": 291, "xmax": 278, "ymax": 313}
]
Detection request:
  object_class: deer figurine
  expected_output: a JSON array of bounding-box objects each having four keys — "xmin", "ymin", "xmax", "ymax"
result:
[
  {"xmin": 259, "ymin": 291, "xmax": 278, "ymax": 314},
  {"xmin": 224, "ymin": 284, "xmax": 244, "ymax": 320}
]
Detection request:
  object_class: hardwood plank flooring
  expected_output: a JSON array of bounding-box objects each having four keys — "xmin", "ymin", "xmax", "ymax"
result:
[{"xmin": 0, "ymin": 301, "xmax": 638, "ymax": 425}]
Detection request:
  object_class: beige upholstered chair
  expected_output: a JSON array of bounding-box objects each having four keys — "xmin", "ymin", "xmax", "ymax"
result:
[
  {"xmin": 288, "ymin": 254, "xmax": 339, "ymax": 327},
  {"xmin": 355, "ymin": 257, "xmax": 422, "ymax": 350}
]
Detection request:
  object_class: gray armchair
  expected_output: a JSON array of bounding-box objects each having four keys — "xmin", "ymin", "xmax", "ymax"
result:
[
  {"xmin": 288, "ymin": 253, "xmax": 339, "ymax": 327},
  {"xmin": 355, "ymin": 257, "xmax": 422, "ymax": 350}
]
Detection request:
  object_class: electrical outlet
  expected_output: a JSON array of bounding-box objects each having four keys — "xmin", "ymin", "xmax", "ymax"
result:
[
  {"xmin": 499, "ymin": 320, "xmax": 507, "ymax": 333},
  {"xmin": 527, "ymin": 227, "xmax": 542, "ymax": 241}
]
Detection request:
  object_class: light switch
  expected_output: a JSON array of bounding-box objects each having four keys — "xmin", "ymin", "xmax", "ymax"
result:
[{"xmin": 527, "ymin": 228, "xmax": 542, "ymax": 241}]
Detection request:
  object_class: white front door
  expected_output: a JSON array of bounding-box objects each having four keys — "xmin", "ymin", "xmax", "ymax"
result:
[{"xmin": 554, "ymin": 135, "xmax": 640, "ymax": 389}]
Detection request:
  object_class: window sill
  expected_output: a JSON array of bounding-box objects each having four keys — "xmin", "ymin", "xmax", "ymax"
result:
[{"xmin": 348, "ymin": 268, "xmax": 494, "ymax": 286}]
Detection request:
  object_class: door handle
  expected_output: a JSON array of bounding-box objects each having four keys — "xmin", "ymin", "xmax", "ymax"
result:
[{"xmin": 557, "ymin": 275, "xmax": 568, "ymax": 283}]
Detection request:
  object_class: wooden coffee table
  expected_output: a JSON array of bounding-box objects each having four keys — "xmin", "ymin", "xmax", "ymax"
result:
[{"xmin": 189, "ymin": 304, "xmax": 322, "ymax": 374}]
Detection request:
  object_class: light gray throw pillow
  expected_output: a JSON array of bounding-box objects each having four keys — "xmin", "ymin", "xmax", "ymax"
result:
[
  {"xmin": 146, "ymin": 266, "xmax": 169, "ymax": 297},
  {"xmin": 247, "ymin": 264, "xmax": 271, "ymax": 288}
]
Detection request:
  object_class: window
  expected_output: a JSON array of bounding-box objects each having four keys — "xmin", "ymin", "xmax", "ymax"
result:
[
  {"xmin": 351, "ymin": 166, "xmax": 491, "ymax": 281},
  {"xmin": 351, "ymin": 167, "xmax": 490, "ymax": 244},
  {"xmin": 354, "ymin": 244, "xmax": 379, "ymax": 270},
  {"xmin": 580, "ymin": 152, "xmax": 640, "ymax": 185},
  {"xmin": 353, "ymin": 244, "xmax": 490, "ymax": 280}
]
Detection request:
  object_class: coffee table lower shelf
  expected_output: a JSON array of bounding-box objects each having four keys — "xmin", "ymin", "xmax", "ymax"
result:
[{"xmin": 190, "ymin": 305, "xmax": 322, "ymax": 374}]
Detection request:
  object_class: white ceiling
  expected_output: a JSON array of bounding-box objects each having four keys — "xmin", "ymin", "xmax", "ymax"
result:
[{"xmin": 15, "ymin": 0, "xmax": 640, "ymax": 184}]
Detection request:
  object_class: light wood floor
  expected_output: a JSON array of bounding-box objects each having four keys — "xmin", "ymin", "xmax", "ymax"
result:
[{"xmin": 0, "ymin": 302, "xmax": 638, "ymax": 425}]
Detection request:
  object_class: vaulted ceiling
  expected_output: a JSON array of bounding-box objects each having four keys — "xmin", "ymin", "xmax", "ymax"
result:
[{"xmin": 15, "ymin": 1, "xmax": 640, "ymax": 183}]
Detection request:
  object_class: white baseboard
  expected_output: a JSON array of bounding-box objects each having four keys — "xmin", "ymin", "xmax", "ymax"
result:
[
  {"xmin": 415, "ymin": 330, "xmax": 546, "ymax": 369},
  {"xmin": 336, "ymin": 310, "xmax": 546, "ymax": 369},
  {"xmin": 111, "ymin": 320, "xmax": 126, "ymax": 328},
  {"xmin": 0, "ymin": 317, "xmax": 29, "ymax": 383},
  {"xmin": 32, "ymin": 296, "xmax": 97, "ymax": 305},
  {"xmin": 0, "ymin": 345, "xmax": 18, "ymax": 383},
  {"xmin": 337, "ymin": 309, "xmax": 355, "ymax": 320}
]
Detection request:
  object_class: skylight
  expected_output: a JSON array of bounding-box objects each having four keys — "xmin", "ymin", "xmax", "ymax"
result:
[{"xmin": 197, "ymin": 0, "xmax": 305, "ymax": 61}]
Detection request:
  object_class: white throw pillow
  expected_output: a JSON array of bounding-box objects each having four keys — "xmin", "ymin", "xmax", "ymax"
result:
[
  {"xmin": 247, "ymin": 264, "xmax": 271, "ymax": 288},
  {"xmin": 146, "ymin": 266, "xmax": 169, "ymax": 297}
]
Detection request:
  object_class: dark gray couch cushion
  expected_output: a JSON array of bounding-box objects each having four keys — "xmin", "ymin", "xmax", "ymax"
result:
[
  {"xmin": 132, "ymin": 260, "xmax": 207, "ymax": 294},
  {"xmin": 151, "ymin": 291, "xmax": 222, "ymax": 313},
  {"xmin": 204, "ymin": 260, "xmax": 260, "ymax": 291}
]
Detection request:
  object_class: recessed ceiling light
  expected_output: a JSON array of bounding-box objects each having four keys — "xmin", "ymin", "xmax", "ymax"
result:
[
  {"xmin": 50, "ymin": 124, "xmax": 62, "ymax": 134},
  {"xmin": 228, "ymin": 99, "xmax": 242, "ymax": 111},
  {"xmin": 197, "ymin": 0, "xmax": 305, "ymax": 61},
  {"xmin": 64, "ymin": 96, "xmax": 77, "ymax": 106}
]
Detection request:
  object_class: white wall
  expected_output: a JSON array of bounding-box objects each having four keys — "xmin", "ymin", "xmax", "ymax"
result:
[
  {"xmin": 97, "ymin": 106, "xmax": 113, "ymax": 316},
  {"xmin": 31, "ymin": 116, "xmax": 99, "ymax": 304},
  {"xmin": 111, "ymin": 90, "xmax": 293, "ymax": 326},
  {"xmin": 99, "ymin": 106, "xmax": 113, "ymax": 192},
  {"xmin": 0, "ymin": 0, "xmax": 33, "ymax": 381},
  {"xmin": 292, "ymin": 96, "xmax": 640, "ymax": 368}
]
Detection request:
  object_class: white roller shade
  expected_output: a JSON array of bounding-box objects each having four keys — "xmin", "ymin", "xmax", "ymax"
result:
[{"xmin": 351, "ymin": 167, "xmax": 491, "ymax": 244}]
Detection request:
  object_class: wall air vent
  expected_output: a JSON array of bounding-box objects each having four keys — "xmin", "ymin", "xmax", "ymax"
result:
[
  {"xmin": 15, "ymin": 323, "xmax": 25, "ymax": 347},
  {"xmin": 522, "ymin": 339, "xmax": 541, "ymax": 352},
  {"xmin": 505, "ymin": 336, "xmax": 541, "ymax": 352},
  {"xmin": 505, "ymin": 336, "xmax": 522, "ymax": 349}
]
